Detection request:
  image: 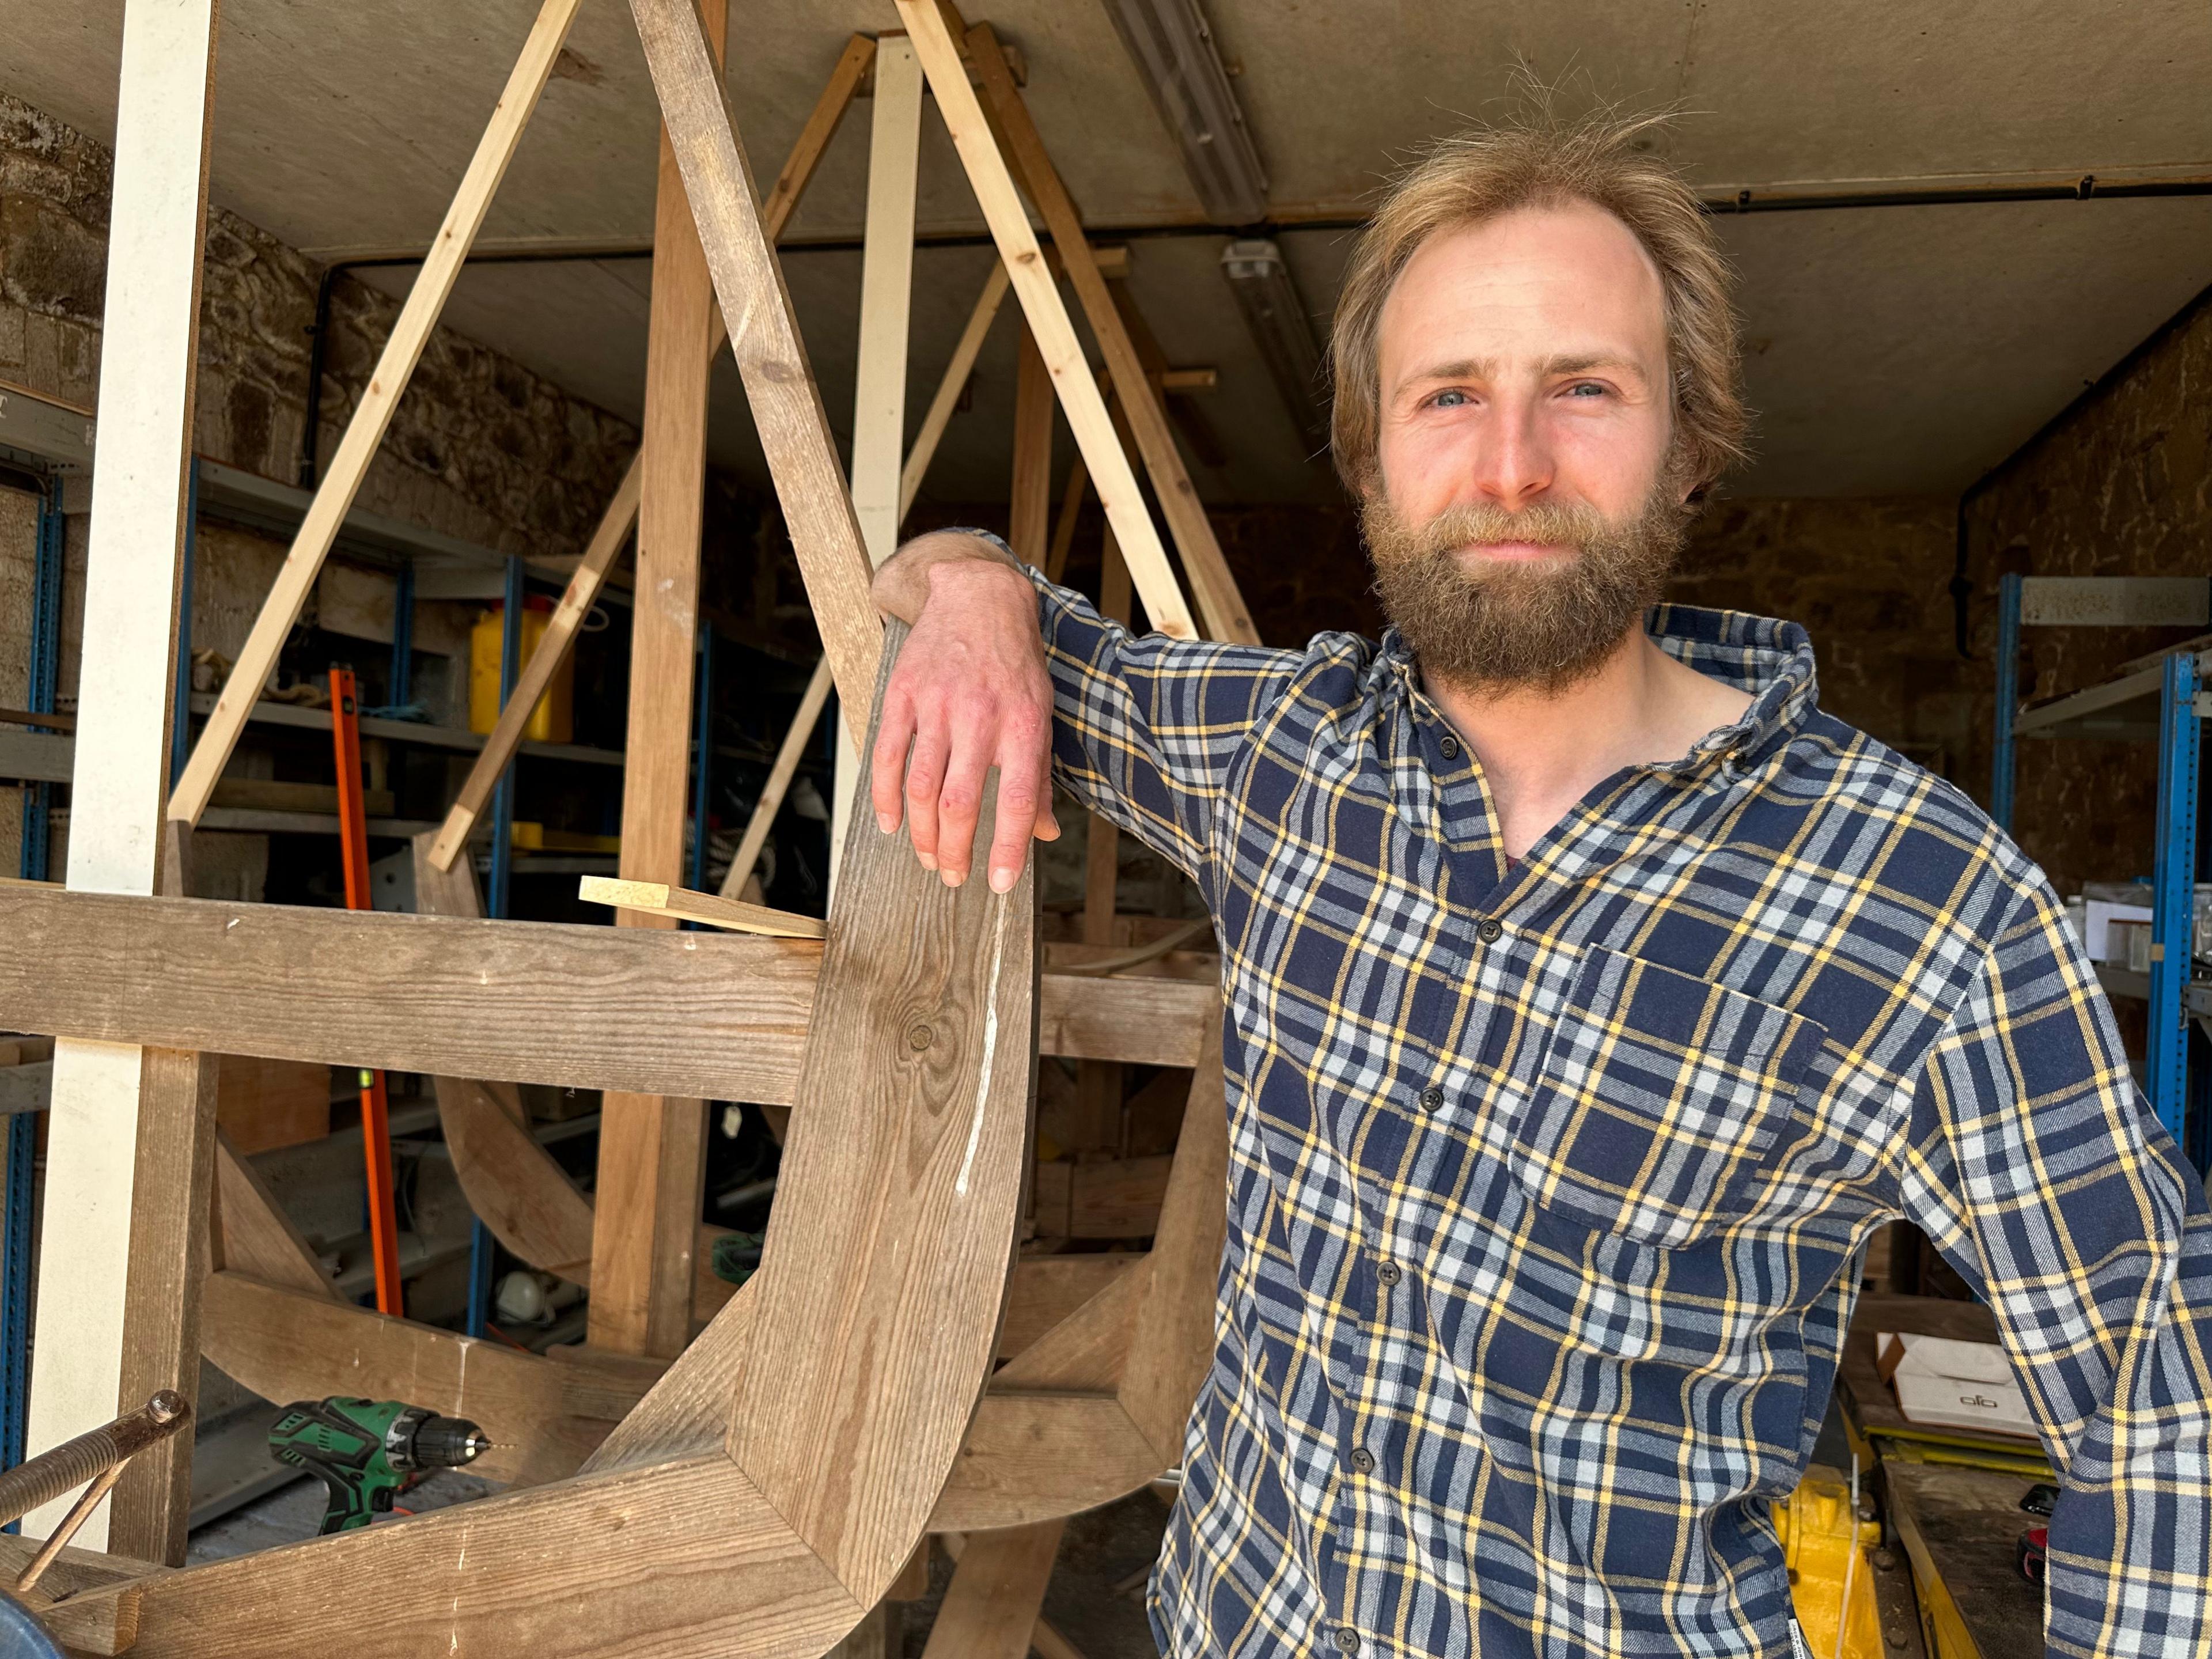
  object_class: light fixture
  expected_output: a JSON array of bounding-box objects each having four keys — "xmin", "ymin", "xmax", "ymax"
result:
[
  {"xmin": 1220, "ymin": 239, "xmax": 1325, "ymax": 443},
  {"xmin": 1097, "ymin": 0, "xmax": 1268, "ymax": 225}
]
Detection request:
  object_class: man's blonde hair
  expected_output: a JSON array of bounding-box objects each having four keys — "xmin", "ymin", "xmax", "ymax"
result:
[{"xmin": 1329, "ymin": 107, "xmax": 1747, "ymax": 501}]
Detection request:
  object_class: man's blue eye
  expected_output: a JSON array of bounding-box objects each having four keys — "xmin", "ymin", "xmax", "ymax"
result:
[
  {"xmin": 1566, "ymin": 382, "xmax": 1606, "ymax": 397},
  {"xmin": 1433, "ymin": 390, "xmax": 1469, "ymax": 407}
]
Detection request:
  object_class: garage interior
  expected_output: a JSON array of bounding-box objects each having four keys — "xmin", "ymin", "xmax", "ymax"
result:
[{"xmin": 0, "ymin": 0, "xmax": 2207, "ymax": 1654}]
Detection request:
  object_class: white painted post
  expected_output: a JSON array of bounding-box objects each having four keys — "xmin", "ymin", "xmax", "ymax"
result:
[
  {"xmin": 831, "ymin": 32, "xmax": 923, "ymax": 885},
  {"xmin": 26, "ymin": 0, "xmax": 219, "ymax": 1548}
]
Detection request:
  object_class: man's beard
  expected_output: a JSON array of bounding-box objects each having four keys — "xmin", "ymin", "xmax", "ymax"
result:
[{"xmin": 1361, "ymin": 474, "xmax": 1688, "ymax": 694}]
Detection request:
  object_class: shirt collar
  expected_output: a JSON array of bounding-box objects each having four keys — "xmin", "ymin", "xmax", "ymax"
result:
[{"xmin": 1378, "ymin": 604, "xmax": 1823, "ymax": 767}]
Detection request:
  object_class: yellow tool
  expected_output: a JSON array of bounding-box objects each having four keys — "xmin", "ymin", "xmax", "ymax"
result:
[{"xmin": 1777, "ymin": 1463, "xmax": 1885, "ymax": 1659}]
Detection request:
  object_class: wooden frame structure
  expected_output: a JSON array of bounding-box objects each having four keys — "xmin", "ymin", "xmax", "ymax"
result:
[{"xmin": 4, "ymin": 0, "xmax": 1260, "ymax": 1648}]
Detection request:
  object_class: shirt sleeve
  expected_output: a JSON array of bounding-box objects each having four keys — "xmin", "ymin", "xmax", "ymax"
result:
[
  {"xmin": 1022, "ymin": 564, "xmax": 1297, "ymax": 888},
  {"xmin": 1899, "ymin": 873, "xmax": 2212, "ymax": 1657}
]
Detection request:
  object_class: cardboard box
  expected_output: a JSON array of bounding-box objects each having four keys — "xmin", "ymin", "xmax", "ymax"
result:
[{"xmin": 1876, "ymin": 1330, "xmax": 2039, "ymax": 1440}]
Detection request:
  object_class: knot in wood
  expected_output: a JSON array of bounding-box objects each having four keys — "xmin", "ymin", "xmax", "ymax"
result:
[{"xmin": 906, "ymin": 1022, "xmax": 935, "ymax": 1052}]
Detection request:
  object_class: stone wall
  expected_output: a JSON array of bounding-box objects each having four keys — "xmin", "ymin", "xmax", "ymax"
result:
[
  {"xmin": 1959, "ymin": 285, "xmax": 2212, "ymax": 902},
  {"xmin": 0, "ymin": 89, "xmax": 639, "ymax": 560}
]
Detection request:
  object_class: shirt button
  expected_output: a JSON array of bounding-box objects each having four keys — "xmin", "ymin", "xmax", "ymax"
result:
[
  {"xmin": 1350, "ymin": 1446, "xmax": 1376, "ymax": 1473},
  {"xmin": 1335, "ymin": 1628, "xmax": 1362, "ymax": 1655},
  {"xmin": 1376, "ymin": 1260, "xmax": 1402, "ymax": 1287},
  {"xmin": 1418, "ymin": 1085, "xmax": 1444, "ymax": 1111},
  {"xmin": 1476, "ymin": 918, "xmax": 1503, "ymax": 944},
  {"xmin": 1438, "ymin": 734, "xmax": 1460, "ymax": 760}
]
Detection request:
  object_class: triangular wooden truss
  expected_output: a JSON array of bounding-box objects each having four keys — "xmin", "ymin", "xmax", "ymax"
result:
[{"xmin": 6, "ymin": 0, "xmax": 1256, "ymax": 1650}]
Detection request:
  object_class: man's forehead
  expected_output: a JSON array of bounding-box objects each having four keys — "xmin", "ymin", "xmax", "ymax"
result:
[{"xmin": 1379, "ymin": 203, "xmax": 1667, "ymax": 372}]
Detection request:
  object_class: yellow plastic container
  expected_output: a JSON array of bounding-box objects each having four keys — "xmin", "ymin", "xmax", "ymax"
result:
[{"xmin": 469, "ymin": 596, "xmax": 573, "ymax": 745}]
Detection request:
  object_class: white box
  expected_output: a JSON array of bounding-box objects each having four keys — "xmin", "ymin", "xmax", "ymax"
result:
[
  {"xmin": 2083, "ymin": 900, "xmax": 2153, "ymax": 963},
  {"xmin": 1876, "ymin": 1331, "xmax": 2039, "ymax": 1439}
]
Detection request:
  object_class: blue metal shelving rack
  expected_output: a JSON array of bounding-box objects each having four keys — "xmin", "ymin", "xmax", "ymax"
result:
[
  {"xmin": 1993, "ymin": 571, "xmax": 2210, "ymax": 1165},
  {"xmin": 2, "ymin": 479, "xmax": 69, "ymax": 1502}
]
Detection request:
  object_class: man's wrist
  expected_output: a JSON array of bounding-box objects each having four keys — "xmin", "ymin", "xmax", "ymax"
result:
[{"xmin": 874, "ymin": 527, "xmax": 1034, "ymax": 624}]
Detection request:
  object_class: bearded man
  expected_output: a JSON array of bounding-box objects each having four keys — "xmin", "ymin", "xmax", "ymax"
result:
[{"xmin": 868, "ymin": 111, "xmax": 2212, "ymax": 1659}]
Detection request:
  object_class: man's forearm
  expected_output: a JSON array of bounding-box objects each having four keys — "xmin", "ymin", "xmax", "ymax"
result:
[{"xmin": 872, "ymin": 529, "xmax": 1027, "ymax": 625}]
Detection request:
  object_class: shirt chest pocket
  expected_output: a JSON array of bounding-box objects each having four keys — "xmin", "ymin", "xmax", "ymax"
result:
[{"xmin": 1505, "ymin": 948, "xmax": 1827, "ymax": 1250}]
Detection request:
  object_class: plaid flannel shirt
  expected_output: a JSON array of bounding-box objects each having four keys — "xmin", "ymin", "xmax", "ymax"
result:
[{"xmin": 1021, "ymin": 567, "xmax": 2212, "ymax": 1659}]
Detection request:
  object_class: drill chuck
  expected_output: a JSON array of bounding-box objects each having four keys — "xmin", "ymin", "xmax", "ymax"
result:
[{"xmin": 402, "ymin": 1413, "xmax": 491, "ymax": 1472}]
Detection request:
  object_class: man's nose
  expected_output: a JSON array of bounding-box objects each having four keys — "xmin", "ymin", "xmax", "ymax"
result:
[{"xmin": 1470, "ymin": 395, "xmax": 1554, "ymax": 510}]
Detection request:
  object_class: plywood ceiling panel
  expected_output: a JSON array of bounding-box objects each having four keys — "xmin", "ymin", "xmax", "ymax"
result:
[{"xmin": 2, "ymin": 0, "xmax": 2207, "ymax": 505}]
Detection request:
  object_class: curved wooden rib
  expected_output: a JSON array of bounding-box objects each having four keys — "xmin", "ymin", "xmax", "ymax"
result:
[{"xmin": 67, "ymin": 618, "xmax": 1032, "ymax": 1656}]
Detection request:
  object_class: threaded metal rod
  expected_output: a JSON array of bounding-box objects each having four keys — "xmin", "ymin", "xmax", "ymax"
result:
[{"xmin": 0, "ymin": 1390, "xmax": 188, "ymax": 1530}]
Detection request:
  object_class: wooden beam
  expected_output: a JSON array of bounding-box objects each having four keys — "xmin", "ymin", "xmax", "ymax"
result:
[
  {"xmin": 1009, "ymin": 319, "xmax": 1055, "ymax": 564},
  {"xmin": 578, "ymin": 874, "xmax": 824, "ymax": 938},
  {"xmin": 586, "ymin": 0, "xmax": 732, "ymax": 1363},
  {"xmin": 831, "ymin": 29, "xmax": 925, "ymax": 884},
  {"xmin": 893, "ymin": 0, "xmax": 1195, "ymax": 641},
  {"xmin": 210, "ymin": 1132, "xmax": 338, "ymax": 1301},
  {"xmin": 166, "ymin": 0, "xmax": 582, "ymax": 826},
  {"xmin": 849, "ymin": 32, "xmax": 923, "ymax": 572},
  {"xmin": 922, "ymin": 1522, "xmax": 1065, "ymax": 1659},
  {"xmin": 1119, "ymin": 1010, "xmax": 1228, "ymax": 1460},
  {"xmin": 0, "ymin": 887, "xmax": 1216, "ymax": 1083},
  {"xmin": 728, "ymin": 620, "xmax": 1035, "ymax": 1603},
  {"xmin": 427, "ymin": 41, "xmax": 871, "ymax": 875},
  {"xmin": 28, "ymin": 0, "xmax": 219, "ymax": 1560},
  {"xmin": 961, "ymin": 17, "xmax": 1257, "ymax": 646},
  {"xmin": 628, "ymin": 0, "xmax": 881, "ymax": 729}
]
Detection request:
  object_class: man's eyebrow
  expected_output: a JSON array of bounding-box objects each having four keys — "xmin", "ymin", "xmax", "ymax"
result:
[{"xmin": 1540, "ymin": 353, "xmax": 1652, "ymax": 388}]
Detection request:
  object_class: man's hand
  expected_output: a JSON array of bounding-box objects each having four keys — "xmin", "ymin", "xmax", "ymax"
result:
[{"xmin": 870, "ymin": 532, "xmax": 1060, "ymax": 892}]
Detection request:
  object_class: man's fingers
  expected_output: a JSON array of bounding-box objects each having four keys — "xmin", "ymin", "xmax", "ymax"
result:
[
  {"xmin": 933, "ymin": 735, "xmax": 991, "ymax": 888},
  {"xmin": 987, "ymin": 723, "xmax": 1051, "ymax": 892},
  {"xmin": 903, "ymin": 719, "xmax": 949, "ymax": 870},
  {"xmin": 870, "ymin": 681, "xmax": 915, "ymax": 834}
]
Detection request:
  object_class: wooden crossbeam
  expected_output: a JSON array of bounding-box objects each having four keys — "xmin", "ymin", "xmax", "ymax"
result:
[
  {"xmin": 167, "ymin": 0, "xmax": 584, "ymax": 827},
  {"xmin": 895, "ymin": 0, "xmax": 1195, "ymax": 640},
  {"xmin": 629, "ymin": 0, "xmax": 880, "ymax": 730},
  {"xmin": 0, "ymin": 885, "xmax": 1216, "ymax": 1092}
]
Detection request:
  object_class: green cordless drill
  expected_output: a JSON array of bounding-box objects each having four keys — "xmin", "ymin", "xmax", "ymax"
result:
[{"xmin": 268, "ymin": 1397, "xmax": 491, "ymax": 1534}]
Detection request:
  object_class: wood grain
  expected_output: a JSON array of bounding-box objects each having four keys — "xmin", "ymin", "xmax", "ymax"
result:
[
  {"xmin": 629, "ymin": 0, "xmax": 881, "ymax": 732},
  {"xmin": 893, "ymin": 0, "xmax": 1194, "ymax": 639},
  {"xmin": 435, "ymin": 1074, "xmax": 597, "ymax": 1281},
  {"xmin": 919, "ymin": 1520, "xmax": 1064, "ymax": 1659},
  {"xmin": 1119, "ymin": 1008, "xmax": 1228, "ymax": 1460},
  {"xmin": 56, "ymin": 1455, "xmax": 865, "ymax": 1659},
  {"xmin": 928, "ymin": 1392, "xmax": 1164, "ymax": 1532},
  {"xmin": 108, "ymin": 1047, "xmax": 218, "ymax": 1563},
  {"xmin": 964, "ymin": 20, "xmax": 1257, "ymax": 647},
  {"xmin": 169, "ymin": 0, "xmax": 585, "ymax": 825},
  {"xmin": 726, "ymin": 618, "xmax": 1035, "ymax": 1601},
  {"xmin": 210, "ymin": 1131, "xmax": 338, "ymax": 1300},
  {"xmin": 990, "ymin": 1256, "xmax": 1145, "ymax": 1392},
  {"xmin": 0, "ymin": 884, "xmax": 824, "ymax": 1101}
]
